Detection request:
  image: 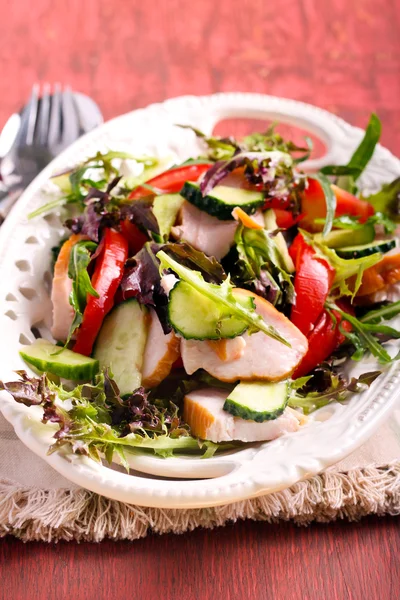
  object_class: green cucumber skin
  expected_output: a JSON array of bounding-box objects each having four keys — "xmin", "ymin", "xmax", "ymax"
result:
[
  {"xmin": 314, "ymin": 224, "xmax": 375, "ymax": 249},
  {"xmin": 336, "ymin": 239, "xmax": 396, "ymax": 259},
  {"xmin": 167, "ymin": 281, "xmax": 251, "ymax": 341},
  {"xmin": 223, "ymin": 398, "xmax": 287, "ymax": 422},
  {"xmin": 19, "ymin": 347, "xmax": 99, "ymax": 381},
  {"xmin": 181, "ymin": 181, "xmax": 264, "ymax": 221}
]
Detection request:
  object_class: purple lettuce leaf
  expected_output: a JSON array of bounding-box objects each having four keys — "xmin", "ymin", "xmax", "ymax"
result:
[{"xmin": 200, "ymin": 151, "xmax": 292, "ymax": 196}]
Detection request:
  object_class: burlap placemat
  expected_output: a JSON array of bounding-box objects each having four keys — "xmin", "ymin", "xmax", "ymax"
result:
[{"xmin": 1, "ymin": 405, "xmax": 400, "ymax": 542}]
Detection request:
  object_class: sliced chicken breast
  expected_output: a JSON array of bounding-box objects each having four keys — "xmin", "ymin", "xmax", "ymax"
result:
[
  {"xmin": 172, "ymin": 201, "xmax": 237, "ymax": 260},
  {"xmin": 141, "ymin": 308, "xmax": 180, "ymax": 388},
  {"xmin": 181, "ymin": 288, "xmax": 308, "ymax": 382},
  {"xmin": 51, "ymin": 234, "xmax": 88, "ymax": 341},
  {"xmin": 184, "ymin": 388, "xmax": 302, "ymax": 442}
]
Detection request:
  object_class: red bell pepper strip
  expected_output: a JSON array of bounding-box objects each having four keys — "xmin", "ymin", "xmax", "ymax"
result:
[
  {"xmin": 288, "ymin": 232, "xmax": 304, "ymax": 265},
  {"xmin": 290, "ymin": 234, "xmax": 336, "ymax": 337},
  {"xmin": 120, "ymin": 219, "xmax": 148, "ymax": 255},
  {"xmin": 273, "ymin": 208, "xmax": 303, "ymax": 229},
  {"xmin": 292, "ymin": 306, "xmax": 352, "ymax": 378},
  {"xmin": 300, "ymin": 178, "xmax": 374, "ymax": 231},
  {"xmin": 292, "ymin": 301, "xmax": 354, "ymax": 379},
  {"xmin": 128, "ymin": 163, "xmax": 212, "ymax": 200},
  {"xmin": 73, "ymin": 229, "xmax": 128, "ymax": 356}
]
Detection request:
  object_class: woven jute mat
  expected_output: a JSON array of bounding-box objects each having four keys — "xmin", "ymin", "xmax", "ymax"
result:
[{"xmin": 1, "ymin": 409, "xmax": 400, "ymax": 542}]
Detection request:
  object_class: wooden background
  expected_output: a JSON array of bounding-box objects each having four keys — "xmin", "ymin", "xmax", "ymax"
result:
[{"xmin": 1, "ymin": 0, "xmax": 400, "ymax": 598}]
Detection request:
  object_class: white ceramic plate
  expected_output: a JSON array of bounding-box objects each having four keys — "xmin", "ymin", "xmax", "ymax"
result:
[{"xmin": 1, "ymin": 93, "xmax": 400, "ymax": 509}]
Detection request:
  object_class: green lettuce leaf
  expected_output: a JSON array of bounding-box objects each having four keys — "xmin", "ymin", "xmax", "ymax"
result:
[
  {"xmin": 66, "ymin": 240, "xmax": 99, "ymax": 344},
  {"xmin": 0, "ymin": 370, "xmax": 236, "ymax": 468},
  {"xmin": 303, "ymin": 231, "xmax": 382, "ymax": 298},
  {"xmin": 233, "ymin": 223, "xmax": 295, "ymax": 310},
  {"xmin": 362, "ymin": 178, "xmax": 400, "ymax": 222}
]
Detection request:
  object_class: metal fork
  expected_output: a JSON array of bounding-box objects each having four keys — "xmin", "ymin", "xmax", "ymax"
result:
[
  {"xmin": 1, "ymin": 83, "xmax": 80, "ymax": 189},
  {"xmin": 0, "ymin": 83, "xmax": 83, "ymax": 217}
]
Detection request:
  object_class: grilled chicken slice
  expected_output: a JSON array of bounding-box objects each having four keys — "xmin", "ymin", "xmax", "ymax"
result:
[
  {"xmin": 184, "ymin": 388, "xmax": 302, "ymax": 442},
  {"xmin": 181, "ymin": 289, "xmax": 308, "ymax": 382},
  {"xmin": 141, "ymin": 308, "xmax": 180, "ymax": 388},
  {"xmin": 51, "ymin": 234, "xmax": 88, "ymax": 341},
  {"xmin": 172, "ymin": 201, "xmax": 237, "ymax": 260}
]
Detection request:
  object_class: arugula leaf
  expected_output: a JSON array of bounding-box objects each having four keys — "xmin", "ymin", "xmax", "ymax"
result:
[
  {"xmin": 289, "ymin": 368, "xmax": 381, "ymax": 414},
  {"xmin": 336, "ymin": 113, "xmax": 381, "ymax": 192},
  {"xmin": 157, "ymin": 250, "xmax": 290, "ymax": 346},
  {"xmin": 319, "ymin": 165, "xmax": 362, "ymax": 177},
  {"xmin": 66, "ymin": 240, "xmax": 99, "ymax": 344},
  {"xmin": 360, "ymin": 300, "xmax": 400, "ymax": 324},
  {"xmin": 362, "ymin": 177, "xmax": 400, "ymax": 222},
  {"xmin": 327, "ymin": 303, "xmax": 400, "ymax": 363},
  {"xmin": 346, "ymin": 114, "xmax": 382, "ymax": 178},
  {"xmin": 308, "ymin": 173, "xmax": 336, "ymax": 237}
]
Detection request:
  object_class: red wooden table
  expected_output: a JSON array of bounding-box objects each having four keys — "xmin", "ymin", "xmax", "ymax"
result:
[{"xmin": 1, "ymin": 1, "xmax": 400, "ymax": 598}]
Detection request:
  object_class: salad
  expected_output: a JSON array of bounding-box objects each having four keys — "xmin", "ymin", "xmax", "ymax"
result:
[{"xmin": 2, "ymin": 115, "xmax": 400, "ymax": 470}]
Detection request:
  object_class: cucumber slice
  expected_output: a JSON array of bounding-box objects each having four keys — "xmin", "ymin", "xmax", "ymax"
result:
[
  {"xmin": 168, "ymin": 281, "xmax": 254, "ymax": 340},
  {"xmin": 181, "ymin": 181, "xmax": 264, "ymax": 220},
  {"xmin": 314, "ymin": 224, "xmax": 375, "ymax": 249},
  {"xmin": 223, "ymin": 381, "xmax": 288, "ymax": 423},
  {"xmin": 93, "ymin": 300, "xmax": 149, "ymax": 395},
  {"xmin": 153, "ymin": 193, "xmax": 185, "ymax": 239},
  {"xmin": 223, "ymin": 381, "xmax": 288, "ymax": 422},
  {"xmin": 20, "ymin": 339, "xmax": 99, "ymax": 381},
  {"xmin": 335, "ymin": 239, "xmax": 396, "ymax": 259}
]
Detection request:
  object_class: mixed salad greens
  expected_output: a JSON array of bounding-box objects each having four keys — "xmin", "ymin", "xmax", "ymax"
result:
[{"xmin": 2, "ymin": 115, "xmax": 400, "ymax": 469}]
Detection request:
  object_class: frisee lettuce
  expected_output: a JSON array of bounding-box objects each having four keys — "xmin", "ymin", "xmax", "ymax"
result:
[
  {"xmin": 28, "ymin": 151, "xmax": 158, "ymax": 219},
  {"xmin": 288, "ymin": 368, "xmax": 381, "ymax": 414},
  {"xmin": 303, "ymin": 231, "xmax": 382, "ymax": 298},
  {"xmin": 178, "ymin": 123, "xmax": 312, "ymax": 163},
  {"xmin": 0, "ymin": 370, "xmax": 233, "ymax": 469}
]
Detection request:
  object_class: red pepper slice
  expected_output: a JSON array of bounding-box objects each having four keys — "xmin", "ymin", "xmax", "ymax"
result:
[
  {"xmin": 290, "ymin": 234, "xmax": 335, "ymax": 336},
  {"xmin": 120, "ymin": 219, "xmax": 148, "ymax": 255},
  {"xmin": 73, "ymin": 229, "xmax": 128, "ymax": 356},
  {"xmin": 128, "ymin": 163, "xmax": 212, "ymax": 200},
  {"xmin": 273, "ymin": 208, "xmax": 303, "ymax": 229},
  {"xmin": 300, "ymin": 178, "xmax": 374, "ymax": 231},
  {"xmin": 288, "ymin": 232, "xmax": 304, "ymax": 265},
  {"xmin": 292, "ymin": 306, "xmax": 352, "ymax": 378}
]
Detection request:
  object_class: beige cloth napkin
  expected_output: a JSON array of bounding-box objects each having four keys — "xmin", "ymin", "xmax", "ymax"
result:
[{"xmin": 1, "ymin": 407, "xmax": 400, "ymax": 541}]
